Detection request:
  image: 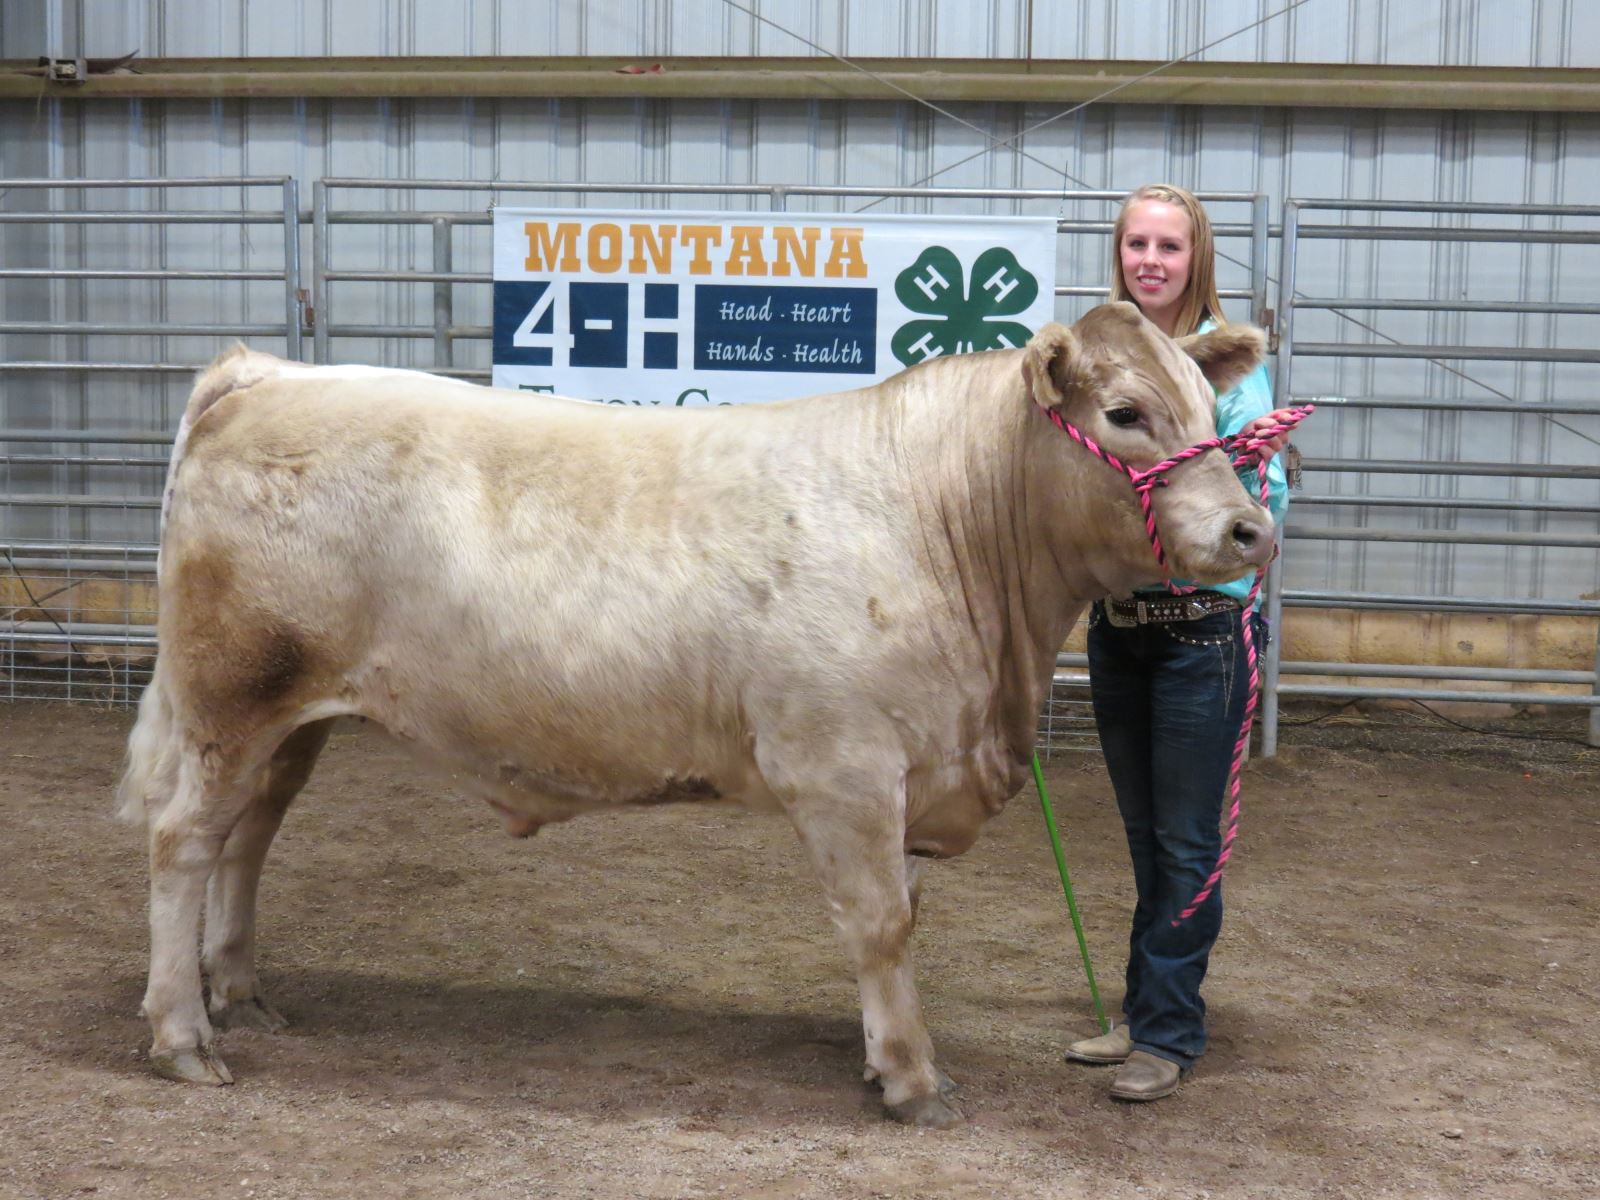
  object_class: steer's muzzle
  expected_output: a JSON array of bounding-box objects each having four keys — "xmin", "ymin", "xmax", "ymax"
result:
[
  {"xmin": 1160, "ymin": 484, "xmax": 1277, "ymax": 586},
  {"xmin": 1231, "ymin": 513, "xmax": 1276, "ymax": 568}
]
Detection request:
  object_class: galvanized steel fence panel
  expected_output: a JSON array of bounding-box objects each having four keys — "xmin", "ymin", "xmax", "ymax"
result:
[
  {"xmin": 1, "ymin": 177, "xmax": 303, "ymax": 703},
  {"xmin": 1267, "ymin": 197, "xmax": 1600, "ymax": 750}
]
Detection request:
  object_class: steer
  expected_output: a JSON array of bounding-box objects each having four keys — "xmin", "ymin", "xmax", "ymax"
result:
[{"xmin": 117, "ymin": 302, "xmax": 1274, "ymax": 1127}]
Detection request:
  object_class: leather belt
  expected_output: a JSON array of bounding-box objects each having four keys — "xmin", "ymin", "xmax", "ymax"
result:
[{"xmin": 1104, "ymin": 591, "xmax": 1240, "ymax": 628}]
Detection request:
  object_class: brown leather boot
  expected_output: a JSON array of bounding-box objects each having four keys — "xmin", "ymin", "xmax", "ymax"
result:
[
  {"xmin": 1108, "ymin": 1050, "xmax": 1185, "ymax": 1101},
  {"xmin": 1064, "ymin": 1022, "xmax": 1132, "ymax": 1064}
]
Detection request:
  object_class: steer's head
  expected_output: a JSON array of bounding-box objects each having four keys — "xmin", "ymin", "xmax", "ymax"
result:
[{"xmin": 1022, "ymin": 302, "xmax": 1276, "ymax": 594}]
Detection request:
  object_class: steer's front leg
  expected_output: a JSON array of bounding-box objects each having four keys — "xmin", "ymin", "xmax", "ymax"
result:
[{"xmin": 785, "ymin": 788, "xmax": 961, "ymax": 1129}]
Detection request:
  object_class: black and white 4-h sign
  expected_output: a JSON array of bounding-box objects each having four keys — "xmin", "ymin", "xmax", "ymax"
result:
[{"xmin": 492, "ymin": 209, "xmax": 1057, "ymax": 407}]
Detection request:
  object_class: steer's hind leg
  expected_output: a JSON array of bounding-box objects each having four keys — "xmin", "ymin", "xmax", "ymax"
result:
[
  {"xmin": 143, "ymin": 746, "xmax": 258, "ymax": 1085},
  {"xmin": 203, "ymin": 719, "xmax": 334, "ymax": 1033},
  {"xmin": 786, "ymin": 789, "xmax": 962, "ymax": 1129}
]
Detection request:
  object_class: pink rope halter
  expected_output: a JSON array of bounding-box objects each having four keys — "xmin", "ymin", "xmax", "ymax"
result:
[{"xmin": 1040, "ymin": 399, "xmax": 1316, "ymax": 925}]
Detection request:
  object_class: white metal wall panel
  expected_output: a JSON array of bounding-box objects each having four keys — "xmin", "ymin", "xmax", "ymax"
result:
[{"xmin": 18, "ymin": 1, "xmax": 1594, "ymax": 66}]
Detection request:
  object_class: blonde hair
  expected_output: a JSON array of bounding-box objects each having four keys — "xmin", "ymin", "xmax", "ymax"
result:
[{"xmin": 1109, "ymin": 183, "xmax": 1226, "ymax": 338}]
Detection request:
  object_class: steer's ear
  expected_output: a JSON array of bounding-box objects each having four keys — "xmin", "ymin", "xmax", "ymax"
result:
[
  {"xmin": 1021, "ymin": 322, "xmax": 1087, "ymax": 412},
  {"xmin": 1176, "ymin": 324, "xmax": 1267, "ymax": 396}
]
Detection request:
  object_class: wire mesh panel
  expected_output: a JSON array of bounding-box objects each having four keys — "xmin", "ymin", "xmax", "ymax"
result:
[
  {"xmin": 0, "ymin": 177, "xmax": 302, "ymax": 704},
  {"xmin": 1, "ymin": 542, "xmax": 158, "ymax": 704},
  {"xmin": 1036, "ymin": 663, "xmax": 1098, "ymax": 760}
]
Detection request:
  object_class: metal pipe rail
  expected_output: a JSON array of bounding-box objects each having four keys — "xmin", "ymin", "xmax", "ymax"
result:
[
  {"xmin": 4, "ymin": 558, "xmax": 157, "ymax": 574},
  {"xmin": 1299, "ymin": 458, "xmax": 1598, "ymax": 479},
  {"xmin": 0, "ymin": 364, "xmax": 203, "ymax": 374},
  {"xmin": 4, "ymin": 542, "xmax": 159, "ymax": 604},
  {"xmin": 0, "ymin": 541, "xmax": 157, "ymax": 557},
  {"xmin": 2, "ymin": 456, "xmax": 169, "ymax": 469},
  {"xmin": 320, "ymin": 265, "xmax": 1257, "ymax": 300},
  {"xmin": 1292, "ymin": 343, "xmax": 1600, "ymax": 364},
  {"xmin": 5, "ymin": 627, "xmax": 158, "ymax": 646},
  {"xmin": 0, "ymin": 212, "xmax": 293, "ymax": 225},
  {"xmin": 318, "ymin": 210, "xmax": 1264, "ymax": 239},
  {"xmin": 1285, "ymin": 661, "xmax": 1595, "ymax": 684},
  {"xmin": 1286, "ymin": 527, "xmax": 1600, "ymax": 548},
  {"xmin": 13, "ymin": 55, "xmax": 1600, "ymax": 112},
  {"xmin": 1050, "ymin": 656, "xmax": 1600, "ymax": 726},
  {"xmin": 1, "ymin": 322, "xmax": 294, "ymax": 338},
  {"xmin": 1295, "ymin": 225, "xmax": 1600, "ymax": 244},
  {"xmin": 0, "ymin": 269, "xmax": 285, "ymax": 281},
  {"xmin": 1, "ymin": 177, "xmax": 295, "ymax": 189},
  {"xmin": 1286, "ymin": 198, "xmax": 1600, "ymax": 216},
  {"xmin": 325, "ymin": 323, "xmax": 489, "ymax": 340},
  {"xmin": 1279, "ymin": 684, "xmax": 1597, "ymax": 707},
  {"xmin": 1293, "ymin": 495, "xmax": 1596, "ymax": 514},
  {"xmin": 1283, "ymin": 589, "xmax": 1599, "ymax": 615},
  {"xmin": 0, "ymin": 429, "xmax": 175, "ymax": 444},
  {"xmin": 1293, "ymin": 297, "xmax": 1600, "ymax": 315},
  {"xmin": 6, "ymin": 495, "xmax": 161, "ymax": 509},
  {"xmin": 316, "ymin": 179, "xmax": 1267, "ymax": 204},
  {"xmin": 1292, "ymin": 394, "xmax": 1600, "ymax": 415}
]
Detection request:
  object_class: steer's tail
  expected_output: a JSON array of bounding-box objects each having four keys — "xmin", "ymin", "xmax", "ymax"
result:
[{"xmin": 116, "ymin": 662, "xmax": 180, "ymax": 827}]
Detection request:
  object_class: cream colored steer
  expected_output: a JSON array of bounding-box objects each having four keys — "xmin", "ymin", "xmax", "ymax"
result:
[{"xmin": 118, "ymin": 302, "xmax": 1273, "ymax": 1127}]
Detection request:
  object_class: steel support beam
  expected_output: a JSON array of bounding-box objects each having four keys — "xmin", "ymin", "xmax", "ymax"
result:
[{"xmin": 7, "ymin": 56, "xmax": 1600, "ymax": 112}]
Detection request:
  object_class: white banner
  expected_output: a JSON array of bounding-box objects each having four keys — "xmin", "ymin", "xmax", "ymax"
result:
[{"xmin": 491, "ymin": 208, "xmax": 1058, "ymax": 405}]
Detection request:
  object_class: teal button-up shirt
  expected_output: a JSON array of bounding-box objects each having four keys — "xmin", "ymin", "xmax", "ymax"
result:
[{"xmin": 1139, "ymin": 325, "xmax": 1289, "ymax": 607}]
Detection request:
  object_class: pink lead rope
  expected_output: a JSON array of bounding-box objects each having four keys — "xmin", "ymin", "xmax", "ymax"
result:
[{"xmin": 1039, "ymin": 401, "xmax": 1317, "ymax": 925}]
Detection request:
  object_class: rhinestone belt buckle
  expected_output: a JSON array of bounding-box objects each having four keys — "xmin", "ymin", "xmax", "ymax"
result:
[{"xmin": 1105, "ymin": 601, "xmax": 1138, "ymax": 628}]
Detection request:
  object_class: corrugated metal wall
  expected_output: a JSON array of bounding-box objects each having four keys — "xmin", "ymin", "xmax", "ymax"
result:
[
  {"xmin": 3, "ymin": 0, "xmax": 1598, "ymax": 606},
  {"xmin": 15, "ymin": 0, "xmax": 1600, "ymax": 66}
]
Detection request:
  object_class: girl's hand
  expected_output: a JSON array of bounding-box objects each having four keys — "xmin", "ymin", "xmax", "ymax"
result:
[{"xmin": 1241, "ymin": 409, "xmax": 1296, "ymax": 458}]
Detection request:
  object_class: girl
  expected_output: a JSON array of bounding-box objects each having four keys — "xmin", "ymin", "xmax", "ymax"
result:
[{"xmin": 1065, "ymin": 184, "xmax": 1292, "ymax": 1101}]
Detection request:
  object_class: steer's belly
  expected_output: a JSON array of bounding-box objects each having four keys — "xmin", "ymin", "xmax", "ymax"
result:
[{"xmin": 337, "ymin": 668, "xmax": 782, "ymax": 836}]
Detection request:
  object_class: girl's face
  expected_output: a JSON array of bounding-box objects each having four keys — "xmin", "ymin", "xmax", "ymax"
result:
[{"xmin": 1118, "ymin": 199, "xmax": 1194, "ymax": 335}]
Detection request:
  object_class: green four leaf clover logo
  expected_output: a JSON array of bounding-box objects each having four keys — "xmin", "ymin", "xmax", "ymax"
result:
[{"xmin": 891, "ymin": 246, "xmax": 1040, "ymax": 366}]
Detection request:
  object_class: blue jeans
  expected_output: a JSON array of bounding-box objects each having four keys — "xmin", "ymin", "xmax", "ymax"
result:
[{"xmin": 1086, "ymin": 600, "xmax": 1261, "ymax": 1069}]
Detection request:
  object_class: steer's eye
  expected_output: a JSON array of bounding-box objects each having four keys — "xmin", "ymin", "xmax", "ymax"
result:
[{"xmin": 1106, "ymin": 407, "xmax": 1140, "ymax": 428}]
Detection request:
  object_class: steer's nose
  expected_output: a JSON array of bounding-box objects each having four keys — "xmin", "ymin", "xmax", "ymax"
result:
[{"xmin": 1232, "ymin": 516, "xmax": 1275, "ymax": 567}]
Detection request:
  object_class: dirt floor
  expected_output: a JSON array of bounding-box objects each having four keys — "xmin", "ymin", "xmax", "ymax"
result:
[{"xmin": 2, "ymin": 700, "xmax": 1597, "ymax": 1200}]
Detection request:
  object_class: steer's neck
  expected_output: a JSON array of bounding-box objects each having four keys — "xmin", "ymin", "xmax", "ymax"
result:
[{"xmin": 899, "ymin": 354, "xmax": 1102, "ymax": 765}]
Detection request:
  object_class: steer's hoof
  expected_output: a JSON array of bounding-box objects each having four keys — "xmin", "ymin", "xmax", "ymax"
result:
[
  {"xmin": 212, "ymin": 997, "xmax": 288, "ymax": 1034},
  {"xmin": 886, "ymin": 1091, "xmax": 964, "ymax": 1129},
  {"xmin": 150, "ymin": 1044, "xmax": 234, "ymax": 1086},
  {"xmin": 867, "ymin": 1065, "xmax": 960, "ymax": 1099}
]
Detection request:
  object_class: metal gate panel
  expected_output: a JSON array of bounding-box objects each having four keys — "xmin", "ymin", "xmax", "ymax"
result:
[
  {"xmin": 1, "ymin": 177, "xmax": 303, "ymax": 703},
  {"xmin": 1267, "ymin": 197, "xmax": 1600, "ymax": 750}
]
